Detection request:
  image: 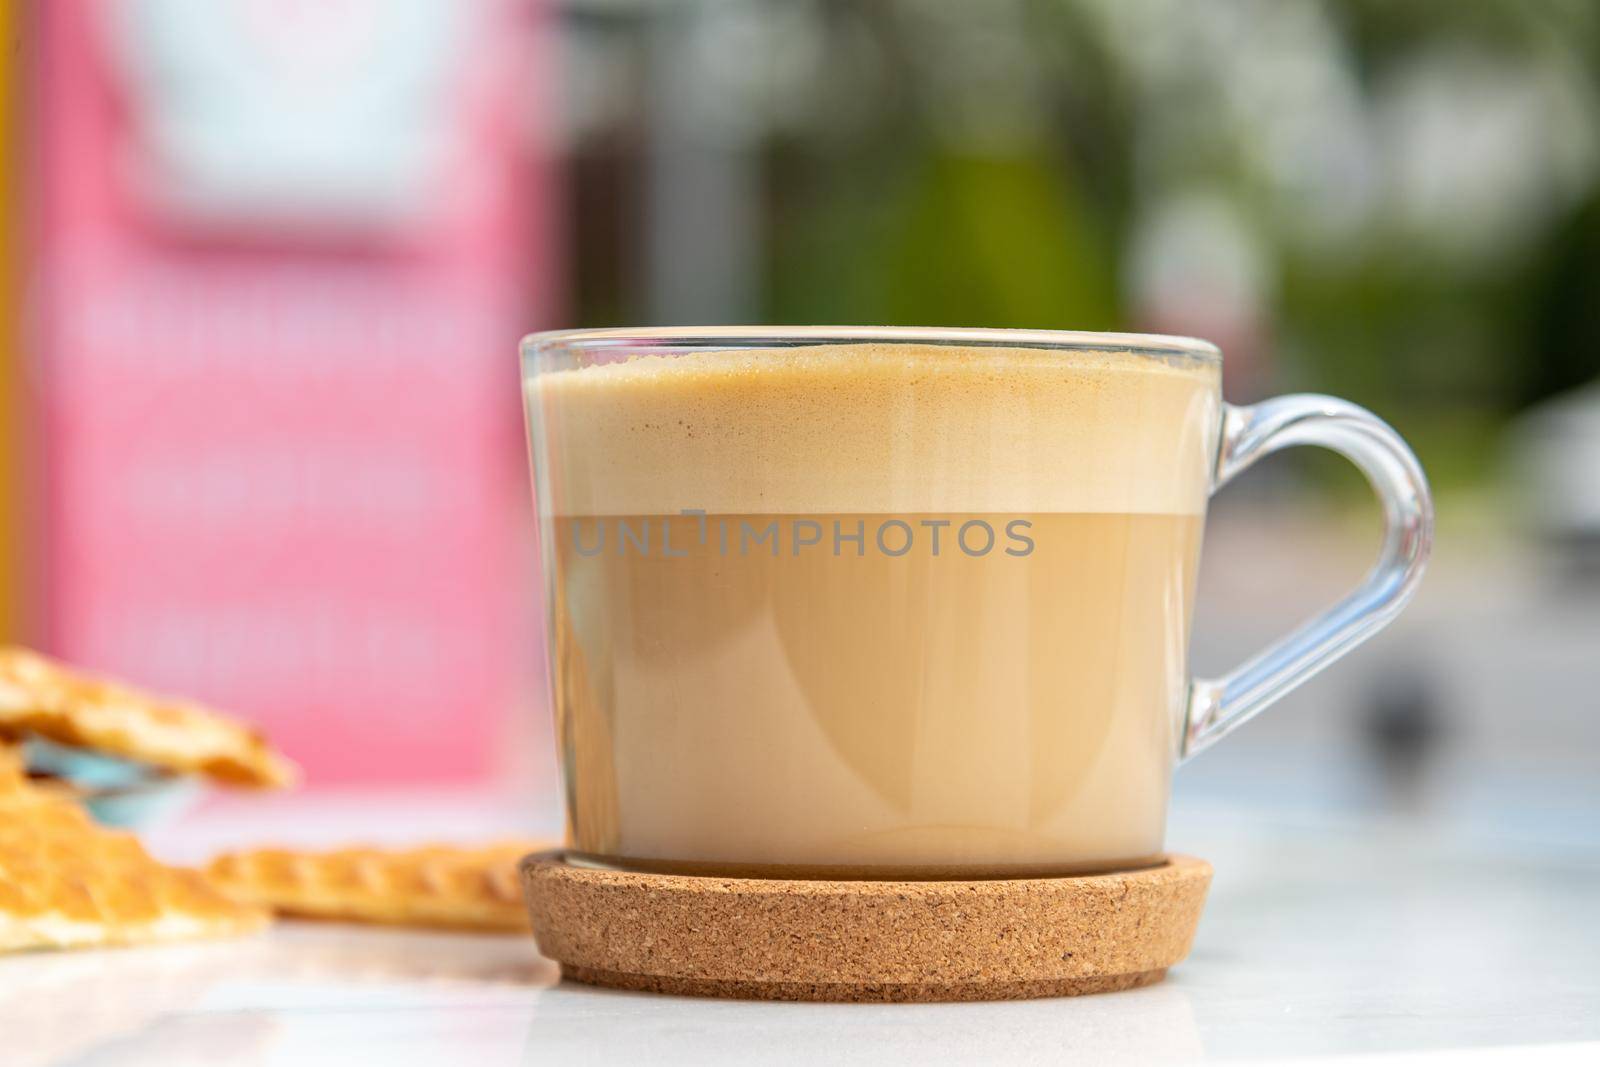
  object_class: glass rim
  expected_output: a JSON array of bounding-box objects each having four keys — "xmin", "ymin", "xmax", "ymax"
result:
[{"xmin": 522, "ymin": 325, "xmax": 1222, "ymax": 363}]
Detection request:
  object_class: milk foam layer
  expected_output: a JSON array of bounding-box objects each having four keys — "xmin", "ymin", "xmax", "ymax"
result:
[{"xmin": 526, "ymin": 343, "xmax": 1221, "ymax": 516}]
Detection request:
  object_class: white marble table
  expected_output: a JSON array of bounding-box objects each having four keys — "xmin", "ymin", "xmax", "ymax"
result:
[{"xmin": 3, "ymin": 777, "xmax": 1597, "ymax": 1066}]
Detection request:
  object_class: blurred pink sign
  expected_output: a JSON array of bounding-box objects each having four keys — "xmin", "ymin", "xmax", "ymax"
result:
[{"xmin": 29, "ymin": 0, "xmax": 555, "ymax": 782}]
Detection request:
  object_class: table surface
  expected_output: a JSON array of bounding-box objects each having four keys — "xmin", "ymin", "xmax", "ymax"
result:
[{"xmin": 4, "ymin": 773, "xmax": 1598, "ymax": 1067}]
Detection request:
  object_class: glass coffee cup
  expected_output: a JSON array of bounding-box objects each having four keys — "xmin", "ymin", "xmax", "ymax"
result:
[{"xmin": 522, "ymin": 328, "xmax": 1431, "ymax": 879}]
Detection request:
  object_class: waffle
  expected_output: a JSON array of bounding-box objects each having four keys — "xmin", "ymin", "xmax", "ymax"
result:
[
  {"xmin": 0, "ymin": 647, "xmax": 297, "ymax": 788},
  {"xmin": 207, "ymin": 843, "xmax": 540, "ymax": 932},
  {"xmin": 0, "ymin": 746, "xmax": 270, "ymax": 952}
]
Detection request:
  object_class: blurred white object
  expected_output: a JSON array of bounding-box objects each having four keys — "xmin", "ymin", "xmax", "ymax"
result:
[
  {"xmin": 1506, "ymin": 380, "xmax": 1600, "ymax": 544},
  {"xmin": 100, "ymin": 0, "xmax": 471, "ymax": 235}
]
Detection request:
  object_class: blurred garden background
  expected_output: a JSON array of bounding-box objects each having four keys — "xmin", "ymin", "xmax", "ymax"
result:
[
  {"xmin": 1, "ymin": 0, "xmax": 1596, "ymax": 834},
  {"xmin": 564, "ymin": 0, "xmax": 1600, "ymax": 489}
]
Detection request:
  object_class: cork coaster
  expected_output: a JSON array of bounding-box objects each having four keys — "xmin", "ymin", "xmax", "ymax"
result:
[{"xmin": 521, "ymin": 852, "xmax": 1212, "ymax": 1003}]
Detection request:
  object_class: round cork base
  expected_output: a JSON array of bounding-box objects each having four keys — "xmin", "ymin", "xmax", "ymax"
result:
[{"xmin": 521, "ymin": 852, "xmax": 1212, "ymax": 1003}]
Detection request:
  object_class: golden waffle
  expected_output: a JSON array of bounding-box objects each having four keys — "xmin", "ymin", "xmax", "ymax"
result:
[
  {"xmin": 0, "ymin": 647, "xmax": 297, "ymax": 788},
  {"xmin": 0, "ymin": 747, "xmax": 270, "ymax": 952},
  {"xmin": 207, "ymin": 843, "xmax": 541, "ymax": 932}
]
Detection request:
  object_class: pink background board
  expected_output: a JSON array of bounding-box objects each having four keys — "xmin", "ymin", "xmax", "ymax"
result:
[{"xmin": 29, "ymin": 0, "xmax": 556, "ymax": 782}]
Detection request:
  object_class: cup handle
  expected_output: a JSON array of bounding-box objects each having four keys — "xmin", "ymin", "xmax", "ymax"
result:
[{"xmin": 1181, "ymin": 395, "xmax": 1434, "ymax": 761}]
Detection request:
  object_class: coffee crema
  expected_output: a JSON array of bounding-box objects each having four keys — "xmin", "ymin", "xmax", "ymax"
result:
[{"xmin": 525, "ymin": 344, "xmax": 1221, "ymax": 878}]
